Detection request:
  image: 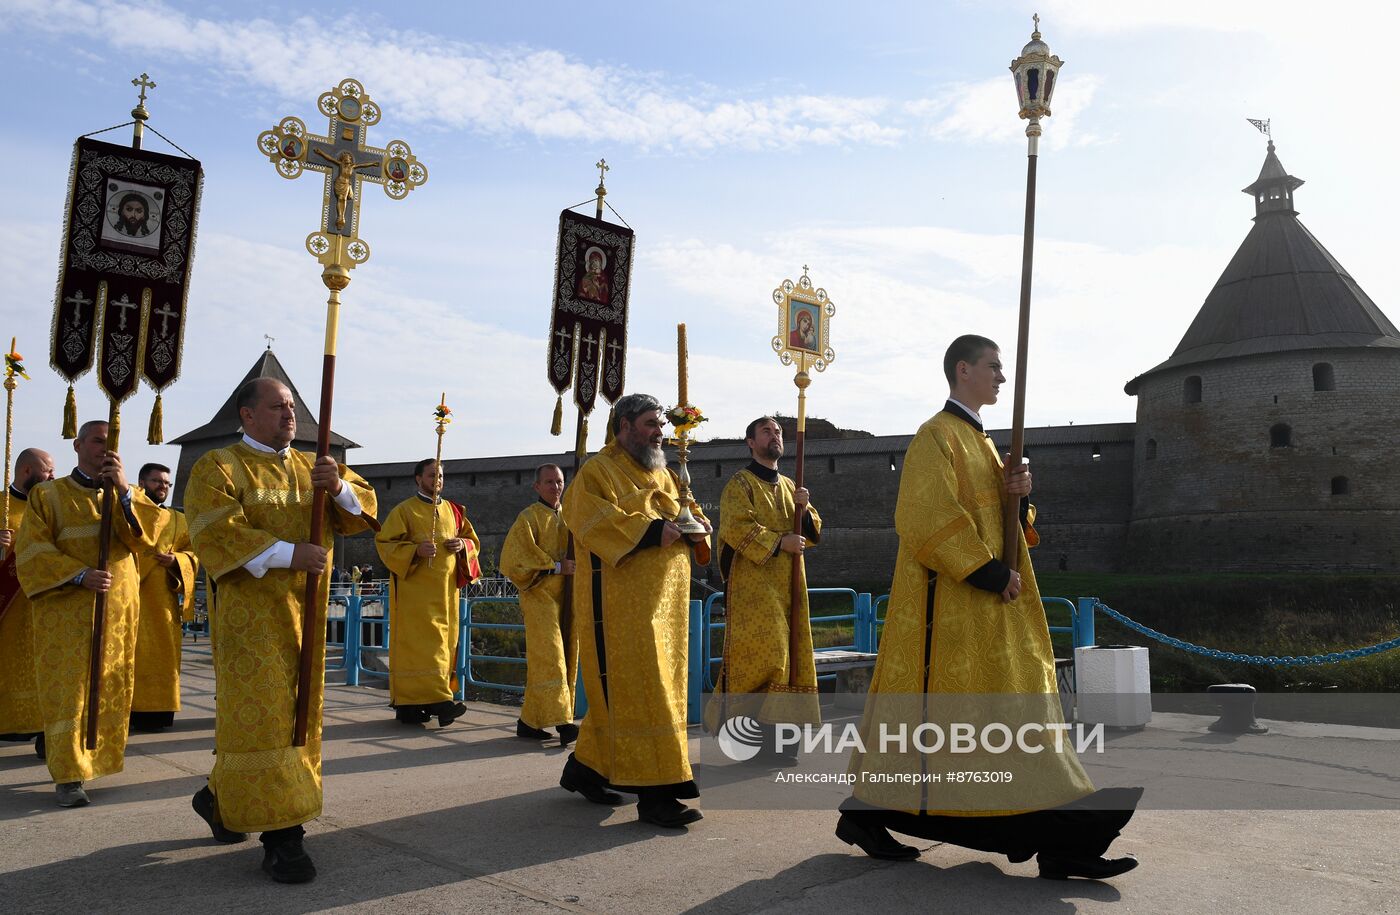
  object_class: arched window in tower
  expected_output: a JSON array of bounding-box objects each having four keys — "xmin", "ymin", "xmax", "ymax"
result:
[
  {"xmin": 1331, "ymin": 476, "xmax": 1349, "ymax": 496},
  {"xmin": 1184, "ymin": 375, "xmax": 1202, "ymax": 404},
  {"xmin": 1145, "ymin": 439, "xmax": 1158, "ymax": 460},
  {"xmin": 1313, "ymin": 362, "xmax": 1336, "ymax": 392},
  {"xmin": 1270, "ymin": 423, "xmax": 1292, "ymax": 448}
]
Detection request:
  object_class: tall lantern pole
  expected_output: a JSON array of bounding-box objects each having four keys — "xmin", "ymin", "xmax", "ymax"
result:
[{"xmin": 1002, "ymin": 15, "xmax": 1064, "ymax": 569}]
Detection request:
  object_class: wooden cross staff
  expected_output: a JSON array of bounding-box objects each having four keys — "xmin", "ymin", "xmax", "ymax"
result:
[{"xmin": 257, "ymin": 77, "xmax": 427, "ymax": 747}]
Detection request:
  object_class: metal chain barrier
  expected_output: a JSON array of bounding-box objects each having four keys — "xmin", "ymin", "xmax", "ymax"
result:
[{"xmin": 1093, "ymin": 601, "xmax": 1400, "ymax": 667}]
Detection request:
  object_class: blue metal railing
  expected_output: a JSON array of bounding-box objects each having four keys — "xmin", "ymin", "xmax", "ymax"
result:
[
  {"xmin": 458, "ymin": 596, "xmax": 526, "ymax": 696},
  {"xmin": 456, "ymin": 595, "xmax": 588, "ymax": 718},
  {"xmin": 325, "ymin": 586, "xmax": 1097, "ymax": 726}
]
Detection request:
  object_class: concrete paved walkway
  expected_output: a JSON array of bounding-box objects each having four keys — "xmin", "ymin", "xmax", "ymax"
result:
[{"xmin": 2, "ymin": 652, "xmax": 1395, "ymax": 914}]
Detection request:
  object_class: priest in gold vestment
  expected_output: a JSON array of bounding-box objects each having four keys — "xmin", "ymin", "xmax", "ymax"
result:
[
  {"xmin": 0, "ymin": 448, "xmax": 56, "ymax": 759},
  {"xmin": 500, "ymin": 463, "xmax": 578, "ymax": 744},
  {"xmin": 558, "ymin": 394, "xmax": 712, "ymax": 829},
  {"xmin": 374, "ymin": 458, "xmax": 478, "ymax": 727},
  {"xmin": 184, "ymin": 378, "xmax": 377, "ymax": 885},
  {"xmin": 705, "ymin": 416, "xmax": 822, "ymax": 750},
  {"xmin": 129, "ymin": 462, "xmax": 198, "ymax": 732},
  {"xmin": 836, "ymin": 336, "xmax": 1140, "ymax": 882},
  {"xmin": 15, "ymin": 423, "xmax": 160, "ymax": 808}
]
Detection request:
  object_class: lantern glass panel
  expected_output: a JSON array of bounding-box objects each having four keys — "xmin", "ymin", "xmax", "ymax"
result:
[
  {"xmin": 1027, "ymin": 67, "xmax": 1040, "ymax": 101},
  {"xmin": 1014, "ymin": 71, "xmax": 1025, "ymax": 105},
  {"xmin": 1044, "ymin": 69, "xmax": 1056, "ymax": 103}
]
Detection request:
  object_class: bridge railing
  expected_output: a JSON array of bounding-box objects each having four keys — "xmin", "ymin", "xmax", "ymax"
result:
[{"xmin": 328, "ymin": 585, "xmax": 1095, "ymax": 724}]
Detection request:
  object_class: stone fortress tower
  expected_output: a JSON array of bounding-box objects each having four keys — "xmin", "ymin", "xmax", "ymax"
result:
[{"xmin": 1124, "ymin": 142, "xmax": 1400, "ymax": 571}]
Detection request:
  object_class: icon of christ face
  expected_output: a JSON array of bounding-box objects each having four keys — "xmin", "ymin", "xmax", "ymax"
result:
[{"xmin": 117, "ymin": 194, "xmax": 150, "ymax": 236}]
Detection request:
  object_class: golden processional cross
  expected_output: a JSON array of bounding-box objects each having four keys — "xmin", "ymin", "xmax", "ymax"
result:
[{"xmin": 255, "ymin": 78, "xmax": 428, "ymax": 747}]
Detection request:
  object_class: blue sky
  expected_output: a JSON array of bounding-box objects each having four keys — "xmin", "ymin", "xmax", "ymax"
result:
[{"xmin": 1, "ymin": 0, "xmax": 1392, "ymax": 468}]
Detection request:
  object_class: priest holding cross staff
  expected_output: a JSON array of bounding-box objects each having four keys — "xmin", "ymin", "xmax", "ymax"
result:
[{"xmin": 182, "ymin": 76, "xmax": 422, "ymax": 884}]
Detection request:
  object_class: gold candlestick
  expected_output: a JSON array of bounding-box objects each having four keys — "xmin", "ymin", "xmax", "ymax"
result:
[{"xmin": 669, "ymin": 323, "xmax": 707, "ymax": 534}]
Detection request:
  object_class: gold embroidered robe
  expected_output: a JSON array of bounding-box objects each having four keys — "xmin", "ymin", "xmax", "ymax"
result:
[
  {"xmin": 564, "ymin": 442, "xmax": 709, "ymax": 788},
  {"xmin": 500, "ymin": 501, "xmax": 576, "ymax": 729},
  {"xmin": 16, "ymin": 477, "xmax": 160, "ymax": 783},
  {"xmin": 0, "ymin": 496, "xmax": 43, "ymax": 734},
  {"xmin": 185, "ymin": 444, "xmax": 376, "ymax": 833},
  {"xmin": 374, "ymin": 495, "xmax": 479, "ymax": 706},
  {"xmin": 705, "ymin": 467, "xmax": 823, "ymax": 732},
  {"xmin": 131, "ymin": 507, "xmax": 197, "ymax": 713},
  {"xmin": 850, "ymin": 411, "xmax": 1093, "ymax": 814}
]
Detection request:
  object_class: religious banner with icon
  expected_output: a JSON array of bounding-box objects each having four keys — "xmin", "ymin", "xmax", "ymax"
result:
[
  {"xmin": 50, "ymin": 135, "xmax": 202, "ymax": 434},
  {"xmin": 547, "ymin": 208, "xmax": 634, "ymax": 416}
]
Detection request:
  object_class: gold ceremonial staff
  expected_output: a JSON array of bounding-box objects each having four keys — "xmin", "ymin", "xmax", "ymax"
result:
[
  {"xmin": 770, "ymin": 268, "xmax": 835, "ymax": 686},
  {"xmin": 428, "ymin": 394, "xmax": 451, "ymax": 567},
  {"xmin": 1, "ymin": 338, "xmax": 28, "ymax": 559},
  {"xmin": 1002, "ymin": 17, "xmax": 1064, "ymax": 569},
  {"xmin": 257, "ymin": 78, "xmax": 427, "ymax": 747}
]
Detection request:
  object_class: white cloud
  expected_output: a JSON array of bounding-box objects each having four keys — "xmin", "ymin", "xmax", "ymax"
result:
[
  {"xmin": 0, "ymin": 0, "xmax": 1103, "ymax": 153},
  {"xmin": 910, "ymin": 73, "xmax": 1106, "ymax": 151},
  {"xmin": 0, "ymin": 0, "xmax": 908, "ymax": 152}
]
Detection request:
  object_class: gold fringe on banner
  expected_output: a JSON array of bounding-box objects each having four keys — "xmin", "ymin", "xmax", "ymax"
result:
[
  {"xmin": 147, "ymin": 393, "xmax": 163, "ymax": 445},
  {"xmin": 550, "ymin": 395, "xmax": 562, "ymax": 436},
  {"xmin": 604, "ymin": 405, "xmax": 616, "ymax": 444},
  {"xmin": 575, "ymin": 415, "xmax": 588, "ymax": 461},
  {"xmin": 62, "ymin": 385, "xmax": 77, "ymax": 439}
]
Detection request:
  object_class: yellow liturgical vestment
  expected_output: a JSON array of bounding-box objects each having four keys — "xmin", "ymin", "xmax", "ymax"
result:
[
  {"xmin": 185, "ymin": 444, "xmax": 376, "ymax": 833},
  {"xmin": 375, "ymin": 494, "xmax": 480, "ymax": 706},
  {"xmin": 705, "ymin": 465, "xmax": 823, "ymax": 733},
  {"xmin": 564, "ymin": 441, "xmax": 709, "ymax": 790},
  {"xmin": 16, "ymin": 475, "xmax": 160, "ymax": 784},
  {"xmin": 849, "ymin": 409, "xmax": 1094, "ymax": 815},
  {"xmin": 500, "ymin": 500, "xmax": 576, "ymax": 729},
  {"xmin": 131, "ymin": 507, "xmax": 198, "ymax": 713},
  {"xmin": 0, "ymin": 493, "xmax": 43, "ymax": 734}
]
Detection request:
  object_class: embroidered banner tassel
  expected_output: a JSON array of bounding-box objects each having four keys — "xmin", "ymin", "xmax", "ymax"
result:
[
  {"xmin": 147, "ymin": 392, "xmax": 163, "ymax": 444},
  {"xmin": 550, "ymin": 394, "xmax": 562, "ymax": 436},
  {"xmin": 62, "ymin": 385, "xmax": 77, "ymax": 439}
]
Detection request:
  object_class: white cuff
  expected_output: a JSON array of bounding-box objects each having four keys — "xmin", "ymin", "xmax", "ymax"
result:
[
  {"xmin": 333, "ymin": 482, "xmax": 362, "ymax": 515},
  {"xmin": 245, "ymin": 540, "xmax": 295, "ymax": 579}
]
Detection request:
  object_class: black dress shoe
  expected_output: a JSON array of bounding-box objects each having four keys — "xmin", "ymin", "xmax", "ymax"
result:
[
  {"xmin": 637, "ymin": 798, "xmax": 704, "ymax": 828},
  {"xmin": 556, "ymin": 723, "xmax": 580, "ymax": 746},
  {"xmin": 1006, "ymin": 849, "xmax": 1034, "ymax": 864},
  {"xmin": 394, "ymin": 706, "xmax": 431, "ymax": 724},
  {"xmin": 433, "ymin": 701, "xmax": 468, "ymax": 727},
  {"xmin": 262, "ymin": 838, "xmax": 317, "ymax": 884},
  {"xmin": 192, "ymin": 786, "xmax": 247, "ymax": 844},
  {"xmin": 835, "ymin": 812, "xmax": 921, "ymax": 861},
  {"xmin": 517, "ymin": 719, "xmax": 552, "ymax": 740},
  {"xmin": 1037, "ymin": 853, "xmax": 1139, "ymax": 881},
  {"xmin": 559, "ymin": 760, "xmax": 625, "ymax": 805}
]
